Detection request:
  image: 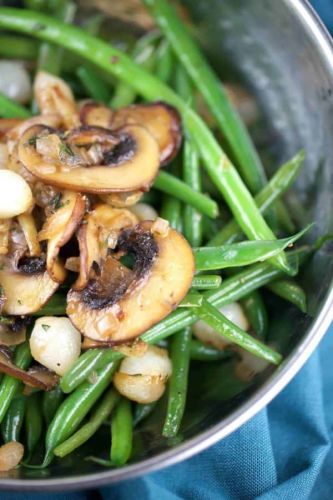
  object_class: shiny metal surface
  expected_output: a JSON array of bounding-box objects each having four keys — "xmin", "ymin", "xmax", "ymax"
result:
[{"xmin": 1, "ymin": 0, "xmax": 333, "ymax": 490}]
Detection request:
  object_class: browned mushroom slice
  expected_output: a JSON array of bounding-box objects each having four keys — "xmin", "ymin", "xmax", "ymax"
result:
[
  {"xmin": 38, "ymin": 191, "xmax": 86, "ymax": 282},
  {"xmin": 6, "ymin": 114, "xmax": 62, "ymax": 143},
  {"xmin": 0, "ymin": 119, "xmax": 23, "ymax": 140},
  {"xmin": 17, "ymin": 213, "xmax": 41, "ymax": 257},
  {"xmin": 0, "ymin": 256, "xmax": 59, "ymax": 315},
  {"xmin": 67, "ymin": 220, "xmax": 195, "ymax": 343},
  {"xmin": 0, "ymin": 348, "xmax": 58, "ymax": 390},
  {"xmin": 110, "ymin": 102, "xmax": 182, "ymax": 165},
  {"xmin": 0, "ymin": 316, "xmax": 28, "ymax": 347},
  {"xmin": 80, "ymin": 101, "xmax": 113, "ymax": 128},
  {"xmin": 18, "ymin": 124, "xmax": 160, "ymax": 193},
  {"xmin": 74, "ymin": 204, "xmax": 138, "ymax": 290},
  {"xmin": 99, "ymin": 190, "xmax": 144, "ymax": 208},
  {"xmin": 34, "ymin": 71, "xmax": 80, "ymax": 129}
]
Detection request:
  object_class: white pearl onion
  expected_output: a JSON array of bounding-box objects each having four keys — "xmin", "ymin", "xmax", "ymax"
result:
[
  {"xmin": 0, "ymin": 170, "xmax": 33, "ymax": 218},
  {"xmin": 0, "ymin": 61, "xmax": 32, "ymax": 104},
  {"xmin": 114, "ymin": 345, "xmax": 172, "ymax": 404},
  {"xmin": 193, "ymin": 302, "xmax": 249, "ymax": 350},
  {"xmin": 130, "ymin": 203, "xmax": 158, "ymax": 221},
  {"xmin": 30, "ymin": 317, "xmax": 81, "ymax": 376}
]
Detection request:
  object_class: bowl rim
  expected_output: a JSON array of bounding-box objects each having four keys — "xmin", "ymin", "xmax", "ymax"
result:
[{"xmin": 1, "ymin": 0, "xmax": 333, "ymax": 491}]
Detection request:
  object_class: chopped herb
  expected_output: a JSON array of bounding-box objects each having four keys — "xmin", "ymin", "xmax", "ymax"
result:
[
  {"xmin": 17, "ymin": 299, "xmax": 22, "ymax": 305},
  {"xmin": 42, "ymin": 324, "xmax": 50, "ymax": 331},
  {"xmin": 27, "ymin": 136, "xmax": 37, "ymax": 147},
  {"xmin": 59, "ymin": 142, "xmax": 75, "ymax": 157},
  {"xmin": 0, "ymin": 263, "xmax": 5, "ymax": 271},
  {"xmin": 51, "ymin": 193, "xmax": 63, "ymax": 210},
  {"xmin": 0, "ymin": 315, "xmax": 14, "ymax": 326}
]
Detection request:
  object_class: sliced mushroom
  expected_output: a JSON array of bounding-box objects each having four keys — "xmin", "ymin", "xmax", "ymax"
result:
[
  {"xmin": 0, "ymin": 119, "xmax": 22, "ymax": 142},
  {"xmin": 0, "ymin": 219, "xmax": 11, "ymax": 255},
  {"xmin": 17, "ymin": 213, "xmax": 41, "ymax": 257},
  {"xmin": 74, "ymin": 204, "xmax": 138, "ymax": 290},
  {"xmin": 80, "ymin": 101, "xmax": 113, "ymax": 128},
  {"xmin": 38, "ymin": 191, "xmax": 86, "ymax": 282},
  {"xmin": 0, "ymin": 347, "xmax": 59, "ymax": 390},
  {"xmin": 18, "ymin": 124, "xmax": 160, "ymax": 193},
  {"xmin": 6, "ymin": 114, "xmax": 62, "ymax": 144},
  {"xmin": 0, "ymin": 256, "xmax": 59, "ymax": 315},
  {"xmin": 34, "ymin": 71, "xmax": 79, "ymax": 129},
  {"xmin": 99, "ymin": 190, "xmax": 144, "ymax": 208},
  {"xmin": 81, "ymin": 101, "xmax": 181, "ymax": 165},
  {"xmin": 110, "ymin": 103, "xmax": 182, "ymax": 165},
  {"xmin": 67, "ymin": 220, "xmax": 195, "ymax": 343},
  {"xmin": 0, "ymin": 315, "xmax": 28, "ymax": 346}
]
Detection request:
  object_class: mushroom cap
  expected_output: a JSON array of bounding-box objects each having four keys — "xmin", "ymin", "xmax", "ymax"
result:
[
  {"xmin": 18, "ymin": 123, "xmax": 160, "ymax": 193},
  {"xmin": 67, "ymin": 220, "xmax": 195, "ymax": 343}
]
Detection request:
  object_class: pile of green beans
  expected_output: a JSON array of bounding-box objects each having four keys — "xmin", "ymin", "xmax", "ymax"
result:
[{"xmin": 0, "ymin": 0, "xmax": 323, "ymax": 469}]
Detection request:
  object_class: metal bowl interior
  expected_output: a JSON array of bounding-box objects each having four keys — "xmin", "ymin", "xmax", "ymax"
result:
[{"xmin": 1, "ymin": 0, "xmax": 333, "ymax": 490}]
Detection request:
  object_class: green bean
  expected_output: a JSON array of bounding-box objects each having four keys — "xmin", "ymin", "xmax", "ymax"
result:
[
  {"xmin": 1, "ymin": 395, "xmax": 26, "ymax": 443},
  {"xmin": 240, "ymin": 291, "xmax": 268, "ymax": 339},
  {"xmin": 208, "ymin": 151, "xmax": 305, "ymax": 246},
  {"xmin": 141, "ymin": 251, "xmax": 305, "ymax": 347},
  {"xmin": 32, "ymin": 293, "xmax": 66, "ymax": 316},
  {"xmin": 196, "ymin": 299, "xmax": 281, "ymax": 364},
  {"xmin": 25, "ymin": 393, "xmax": 43, "ymax": 456},
  {"xmin": 160, "ymin": 194, "xmax": 182, "ymax": 231},
  {"xmin": 190, "ymin": 339, "xmax": 229, "ymax": 361},
  {"xmin": 0, "ymin": 93, "xmax": 30, "ymax": 118},
  {"xmin": 163, "ymin": 327, "xmax": 191, "ymax": 437},
  {"xmin": 143, "ymin": 0, "xmax": 266, "ymax": 195},
  {"xmin": 37, "ymin": 1, "xmax": 76, "ymax": 75},
  {"xmin": 42, "ymin": 385, "xmax": 63, "ymax": 425},
  {"xmin": 111, "ymin": 398, "xmax": 133, "ymax": 466},
  {"xmin": 266, "ymin": 279, "xmax": 307, "ymax": 313},
  {"xmin": 155, "ymin": 39, "xmax": 174, "ymax": 83},
  {"xmin": 155, "ymin": 171, "xmax": 218, "ymax": 219},
  {"xmin": 0, "ymin": 34, "xmax": 38, "ymax": 59},
  {"xmin": 0, "ymin": 10, "xmax": 290, "ymax": 273},
  {"xmin": 191, "ymin": 275, "xmax": 222, "ymax": 289},
  {"xmin": 182, "ymin": 142, "xmax": 203, "ymax": 246},
  {"xmin": 54, "ymin": 389, "xmax": 119, "ymax": 458},
  {"xmin": 133, "ymin": 402, "xmax": 157, "ymax": 426},
  {"xmin": 24, "ymin": 0, "xmax": 48, "ymax": 10},
  {"xmin": 176, "ymin": 64, "xmax": 203, "ymax": 246},
  {"xmin": 194, "ymin": 226, "xmax": 311, "ymax": 272},
  {"xmin": 60, "ymin": 350, "xmax": 122, "ymax": 394},
  {"xmin": 179, "ymin": 291, "xmax": 203, "ymax": 308},
  {"xmin": 76, "ymin": 66, "xmax": 111, "ymax": 104},
  {"xmin": 42, "ymin": 360, "xmax": 119, "ymax": 467},
  {"xmin": 0, "ymin": 342, "xmax": 32, "ymax": 424},
  {"xmin": 275, "ymin": 201, "xmax": 296, "ymax": 233},
  {"xmin": 110, "ymin": 31, "xmax": 159, "ymax": 109}
]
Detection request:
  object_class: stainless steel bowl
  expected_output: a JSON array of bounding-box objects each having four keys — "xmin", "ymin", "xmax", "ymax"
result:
[{"xmin": 1, "ymin": 0, "xmax": 333, "ymax": 490}]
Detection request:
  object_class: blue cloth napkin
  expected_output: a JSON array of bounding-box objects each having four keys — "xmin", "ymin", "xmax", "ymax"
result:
[{"xmin": 3, "ymin": 1, "xmax": 333, "ymax": 499}]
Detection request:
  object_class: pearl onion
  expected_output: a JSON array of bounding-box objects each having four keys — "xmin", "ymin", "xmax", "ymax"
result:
[
  {"xmin": 0, "ymin": 170, "xmax": 33, "ymax": 218},
  {"xmin": 30, "ymin": 317, "xmax": 81, "ymax": 376},
  {"xmin": 235, "ymin": 350, "xmax": 270, "ymax": 382},
  {"xmin": 130, "ymin": 203, "xmax": 158, "ymax": 221},
  {"xmin": 114, "ymin": 345, "xmax": 172, "ymax": 404},
  {"xmin": 193, "ymin": 302, "xmax": 249, "ymax": 350},
  {"xmin": 0, "ymin": 61, "xmax": 31, "ymax": 104}
]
